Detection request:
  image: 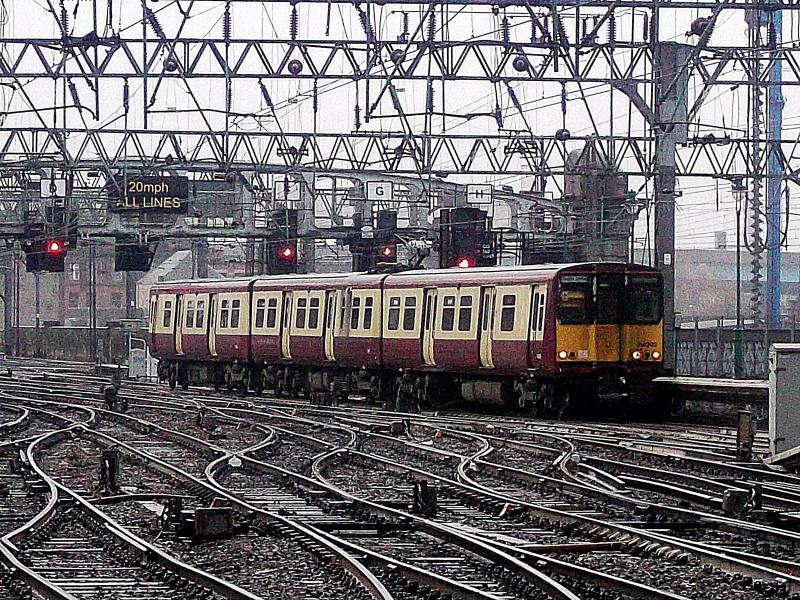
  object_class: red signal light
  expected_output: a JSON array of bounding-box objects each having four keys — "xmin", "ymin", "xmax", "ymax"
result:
[
  {"xmin": 380, "ymin": 245, "xmax": 396, "ymax": 258},
  {"xmin": 278, "ymin": 244, "xmax": 296, "ymax": 260},
  {"xmin": 46, "ymin": 239, "xmax": 64, "ymax": 255},
  {"xmin": 456, "ymin": 256, "xmax": 475, "ymax": 268}
]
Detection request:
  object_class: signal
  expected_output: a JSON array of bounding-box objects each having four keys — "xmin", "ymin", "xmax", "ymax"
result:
[
  {"xmin": 23, "ymin": 236, "xmax": 68, "ymax": 273},
  {"xmin": 377, "ymin": 243, "xmax": 397, "ymax": 263},
  {"xmin": 278, "ymin": 243, "xmax": 296, "ymax": 261},
  {"xmin": 266, "ymin": 209, "xmax": 299, "ymax": 275},
  {"xmin": 456, "ymin": 256, "xmax": 475, "ymax": 268},
  {"xmin": 439, "ymin": 207, "xmax": 495, "ymax": 268},
  {"xmin": 46, "ymin": 239, "xmax": 64, "ymax": 254}
]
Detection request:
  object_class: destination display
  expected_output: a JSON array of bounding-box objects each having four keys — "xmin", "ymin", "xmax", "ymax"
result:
[{"xmin": 108, "ymin": 176, "xmax": 189, "ymax": 213}]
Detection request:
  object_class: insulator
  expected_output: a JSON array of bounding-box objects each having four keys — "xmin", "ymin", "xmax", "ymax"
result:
[
  {"xmin": 389, "ymin": 85, "xmax": 402, "ymax": 112},
  {"xmin": 531, "ymin": 15, "xmax": 540, "ymax": 42},
  {"xmin": 312, "ymin": 80, "xmax": 318, "ymax": 113},
  {"xmin": 507, "ymin": 85, "xmax": 523, "ymax": 114},
  {"xmin": 258, "ymin": 80, "xmax": 274, "ymax": 110},
  {"xmin": 68, "ymin": 80, "xmax": 82, "ymax": 111},
  {"xmin": 608, "ymin": 12, "xmax": 617, "ymax": 44},
  {"xmin": 357, "ymin": 7, "xmax": 375, "ymax": 42},
  {"xmin": 427, "ymin": 11, "xmax": 436, "ymax": 44},
  {"xmin": 501, "ymin": 16, "xmax": 510, "ymax": 45},
  {"xmin": 145, "ymin": 8, "xmax": 166, "ymax": 41},
  {"xmin": 59, "ymin": 0, "xmax": 68, "ymax": 35},
  {"xmin": 768, "ymin": 19, "xmax": 777, "ymax": 48},
  {"xmin": 555, "ymin": 17, "xmax": 569, "ymax": 49},
  {"xmin": 223, "ymin": 3, "xmax": 232, "ymax": 40},
  {"xmin": 354, "ymin": 102, "xmax": 361, "ymax": 131},
  {"xmin": 123, "ymin": 79, "xmax": 129, "ymax": 114},
  {"xmin": 290, "ymin": 5, "xmax": 299, "ymax": 41},
  {"xmin": 402, "ymin": 12, "xmax": 409, "ymax": 40},
  {"xmin": 581, "ymin": 18, "xmax": 588, "ymax": 42},
  {"xmin": 426, "ymin": 80, "xmax": 434, "ymax": 113},
  {"xmin": 642, "ymin": 13, "xmax": 649, "ymax": 42},
  {"xmin": 494, "ymin": 103, "xmax": 503, "ymax": 129},
  {"xmin": 560, "ymin": 83, "xmax": 567, "ymax": 116}
]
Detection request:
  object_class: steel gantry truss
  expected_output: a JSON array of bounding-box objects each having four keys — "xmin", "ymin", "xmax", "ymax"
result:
[{"xmin": 0, "ymin": 0, "xmax": 799, "ymax": 365}]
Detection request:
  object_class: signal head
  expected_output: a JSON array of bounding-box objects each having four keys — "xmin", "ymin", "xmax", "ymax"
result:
[{"xmin": 456, "ymin": 256, "xmax": 475, "ymax": 268}]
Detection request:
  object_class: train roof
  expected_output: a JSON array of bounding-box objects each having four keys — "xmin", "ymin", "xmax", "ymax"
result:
[{"xmin": 150, "ymin": 262, "xmax": 659, "ymax": 292}]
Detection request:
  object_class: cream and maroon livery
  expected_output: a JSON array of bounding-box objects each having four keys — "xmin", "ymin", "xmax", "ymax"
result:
[{"xmin": 149, "ymin": 263, "xmax": 664, "ymax": 411}]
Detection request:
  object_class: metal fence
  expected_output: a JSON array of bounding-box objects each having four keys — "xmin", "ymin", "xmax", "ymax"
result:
[{"xmin": 676, "ymin": 322, "xmax": 797, "ymax": 379}]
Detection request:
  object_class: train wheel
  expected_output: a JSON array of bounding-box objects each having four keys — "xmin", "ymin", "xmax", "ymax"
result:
[{"xmin": 177, "ymin": 366, "xmax": 189, "ymax": 391}]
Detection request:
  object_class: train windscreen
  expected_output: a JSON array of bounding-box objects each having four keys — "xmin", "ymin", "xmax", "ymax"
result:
[
  {"xmin": 557, "ymin": 272, "xmax": 662, "ymax": 325},
  {"xmin": 624, "ymin": 275, "xmax": 663, "ymax": 324},
  {"xmin": 557, "ymin": 275, "xmax": 592, "ymax": 324}
]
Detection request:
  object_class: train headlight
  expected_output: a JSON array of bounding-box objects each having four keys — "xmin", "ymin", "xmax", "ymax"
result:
[
  {"xmin": 631, "ymin": 350, "xmax": 643, "ymax": 360},
  {"xmin": 558, "ymin": 350, "xmax": 568, "ymax": 360},
  {"xmin": 652, "ymin": 351, "xmax": 662, "ymax": 360}
]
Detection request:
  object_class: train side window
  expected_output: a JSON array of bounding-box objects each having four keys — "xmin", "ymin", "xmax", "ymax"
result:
[
  {"xmin": 196, "ymin": 300, "xmax": 206, "ymax": 329},
  {"xmin": 500, "ymin": 294, "xmax": 516, "ymax": 332},
  {"xmin": 388, "ymin": 297, "xmax": 401, "ymax": 330},
  {"xmin": 350, "ymin": 296, "xmax": 361, "ymax": 330},
  {"xmin": 185, "ymin": 299, "xmax": 195, "ymax": 329},
  {"xmin": 231, "ymin": 299, "xmax": 241, "ymax": 329},
  {"xmin": 458, "ymin": 295, "xmax": 472, "ymax": 332},
  {"xmin": 219, "ymin": 299, "xmax": 230, "ymax": 328},
  {"xmin": 363, "ymin": 296, "xmax": 374, "ymax": 330},
  {"xmin": 308, "ymin": 296, "xmax": 320, "ymax": 329},
  {"xmin": 402, "ymin": 296, "xmax": 417, "ymax": 331},
  {"xmin": 537, "ymin": 291, "xmax": 546, "ymax": 331},
  {"xmin": 296, "ymin": 297, "xmax": 308, "ymax": 329},
  {"xmin": 266, "ymin": 297, "xmax": 278, "ymax": 328},
  {"xmin": 255, "ymin": 298, "xmax": 266, "ymax": 329},
  {"xmin": 531, "ymin": 292, "xmax": 541, "ymax": 331},
  {"xmin": 162, "ymin": 300, "xmax": 173, "ymax": 328},
  {"xmin": 441, "ymin": 295, "xmax": 456, "ymax": 331}
]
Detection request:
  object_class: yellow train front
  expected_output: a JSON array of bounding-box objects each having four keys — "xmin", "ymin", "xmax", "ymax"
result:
[{"xmin": 550, "ymin": 266, "xmax": 664, "ymax": 411}]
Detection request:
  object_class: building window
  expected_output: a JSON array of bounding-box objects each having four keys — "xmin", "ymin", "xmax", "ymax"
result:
[
  {"xmin": 112, "ymin": 292, "xmax": 123, "ymax": 308},
  {"xmin": 458, "ymin": 295, "xmax": 473, "ymax": 332},
  {"xmin": 441, "ymin": 295, "xmax": 456, "ymax": 331},
  {"xmin": 500, "ymin": 294, "xmax": 516, "ymax": 332},
  {"xmin": 402, "ymin": 296, "xmax": 417, "ymax": 331},
  {"xmin": 387, "ymin": 297, "xmax": 401, "ymax": 331},
  {"xmin": 266, "ymin": 297, "xmax": 278, "ymax": 328},
  {"xmin": 68, "ymin": 291, "xmax": 79, "ymax": 308},
  {"xmin": 295, "ymin": 297, "xmax": 307, "ymax": 329}
]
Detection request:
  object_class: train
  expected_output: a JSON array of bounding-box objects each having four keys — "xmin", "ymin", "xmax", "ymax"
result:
[{"xmin": 148, "ymin": 262, "xmax": 666, "ymax": 416}]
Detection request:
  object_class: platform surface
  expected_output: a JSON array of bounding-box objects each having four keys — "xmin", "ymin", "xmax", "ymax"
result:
[{"xmin": 654, "ymin": 376, "xmax": 767, "ymax": 396}]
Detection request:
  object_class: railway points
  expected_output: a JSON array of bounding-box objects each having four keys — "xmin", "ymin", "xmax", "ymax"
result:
[{"xmin": 1, "ymin": 358, "xmax": 800, "ymax": 599}]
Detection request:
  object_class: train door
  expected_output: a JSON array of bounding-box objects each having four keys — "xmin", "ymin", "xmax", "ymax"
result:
[
  {"xmin": 281, "ymin": 292, "xmax": 293, "ymax": 359},
  {"xmin": 422, "ymin": 288, "xmax": 437, "ymax": 365},
  {"xmin": 175, "ymin": 295, "xmax": 184, "ymax": 355},
  {"xmin": 479, "ymin": 286, "xmax": 495, "ymax": 368},
  {"xmin": 324, "ymin": 290, "xmax": 337, "ymax": 361},
  {"xmin": 208, "ymin": 295, "xmax": 218, "ymax": 357}
]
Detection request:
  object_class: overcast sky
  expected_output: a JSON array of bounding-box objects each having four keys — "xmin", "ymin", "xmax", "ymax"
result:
[{"xmin": 2, "ymin": 0, "xmax": 800, "ymax": 259}]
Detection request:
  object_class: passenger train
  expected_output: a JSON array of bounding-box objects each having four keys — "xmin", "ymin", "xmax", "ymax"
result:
[{"xmin": 148, "ymin": 262, "xmax": 665, "ymax": 415}]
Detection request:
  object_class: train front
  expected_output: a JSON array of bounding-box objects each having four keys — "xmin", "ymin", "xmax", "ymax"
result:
[{"xmin": 553, "ymin": 265, "xmax": 664, "ymax": 404}]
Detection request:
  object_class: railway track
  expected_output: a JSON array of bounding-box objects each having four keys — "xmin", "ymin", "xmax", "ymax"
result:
[{"xmin": 0, "ymin": 358, "xmax": 799, "ymax": 599}]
